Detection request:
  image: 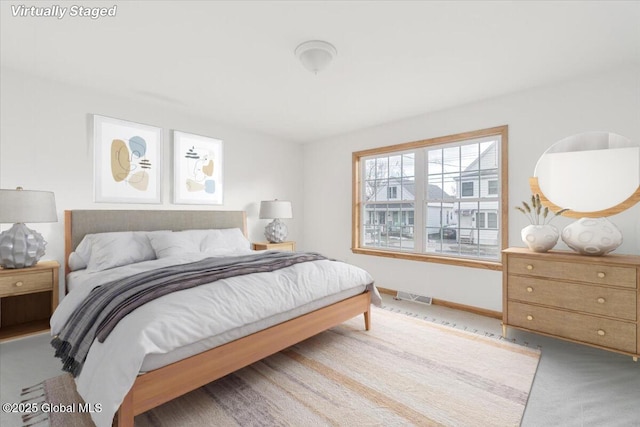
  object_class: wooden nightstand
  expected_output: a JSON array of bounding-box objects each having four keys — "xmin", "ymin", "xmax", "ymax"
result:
[
  {"xmin": 0, "ymin": 260, "xmax": 59, "ymax": 341},
  {"xmin": 252, "ymin": 241, "xmax": 296, "ymax": 252}
]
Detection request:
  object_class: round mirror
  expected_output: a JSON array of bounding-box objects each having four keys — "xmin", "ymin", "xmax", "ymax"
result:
[{"xmin": 530, "ymin": 131, "xmax": 640, "ymax": 218}]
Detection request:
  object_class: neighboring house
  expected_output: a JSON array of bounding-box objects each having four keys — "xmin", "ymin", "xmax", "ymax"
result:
[
  {"xmin": 362, "ymin": 142, "xmax": 499, "ymax": 249},
  {"xmin": 454, "ymin": 142, "xmax": 500, "ymax": 245},
  {"xmin": 363, "ymin": 181, "xmax": 453, "ymax": 247}
]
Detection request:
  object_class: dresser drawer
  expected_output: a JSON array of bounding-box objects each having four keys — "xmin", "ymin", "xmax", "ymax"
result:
[
  {"xmin": 0, "ymin": 271, "xmax": 53, "ymax": 297},
  {"xmin": 508, "ymin": 256, "xmax": 637, "ymax": 289},
  {"xmin": 508, "ymin": 301, "xmax": 636, "ymax": 353},
  {"xmin": 508, "ymin": 276, "xmax": 637, "ymax": 321}
]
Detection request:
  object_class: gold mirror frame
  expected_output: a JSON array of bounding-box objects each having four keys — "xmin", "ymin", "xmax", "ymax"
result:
[
  {"xmin": 530, "ymin": 177, "xmax": 640, "ymax": 218},
  {"xmin": 530, "ymin": 132, "xmax": 640, "ymax": 218}
]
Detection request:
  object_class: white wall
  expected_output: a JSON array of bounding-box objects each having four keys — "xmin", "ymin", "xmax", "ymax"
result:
[
  {"xmin": 0, "ymin": 68, "xmax": 304, "ymax": 296},
  {"xmin": 302, "ymin": 66, "xmax": 640, "ymax": 312}
]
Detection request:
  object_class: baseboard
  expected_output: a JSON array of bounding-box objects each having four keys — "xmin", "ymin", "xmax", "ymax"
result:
[{"xmin": 377, "ymin": 287, "xmax": 502, "ymax": 320}]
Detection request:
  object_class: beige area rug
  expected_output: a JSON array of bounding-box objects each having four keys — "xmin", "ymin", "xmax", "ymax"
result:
[{"xmin": 23, "ymin": 307, "xmax": 540, "ymax": 426}]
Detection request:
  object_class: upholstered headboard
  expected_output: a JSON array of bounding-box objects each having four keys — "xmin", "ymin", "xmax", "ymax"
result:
[{"xmin": 64, "ymin": 210, "xmax": 247, "ymax": 276}]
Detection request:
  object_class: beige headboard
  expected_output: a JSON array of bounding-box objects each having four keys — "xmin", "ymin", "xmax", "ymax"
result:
[{"xmin": 64, "ymin": 210, "xmax": 247, "ymax": 276}]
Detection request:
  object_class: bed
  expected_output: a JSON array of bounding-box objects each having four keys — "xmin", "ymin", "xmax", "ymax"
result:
[{"xmin": 53, "ymin": 210, "xmax": 378, "ymax": 427}]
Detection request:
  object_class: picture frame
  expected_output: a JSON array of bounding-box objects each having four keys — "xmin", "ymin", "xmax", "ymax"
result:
[
  {"xmin": 93, "ymin": 115, "xmax": 162, "ymax": 204},
  {"xmin": 173, "ymin": 130, "xmax": 224, "ymax": 205}
]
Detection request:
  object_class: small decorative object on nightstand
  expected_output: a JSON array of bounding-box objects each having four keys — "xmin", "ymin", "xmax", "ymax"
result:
[
  {"xmin": 252, "ymin": 241, "xmax": 296, "ymax": 252},
  {"xmin": 259, "ymin": 199, "xmax": 293, "ymax": 243},
  {"xmin": 0, "ymin": 260, "xmax": 59, "ymax": 341},
  {"xmin": 0, "ymin": 187, "xmax": 58, "ymax": 268}
]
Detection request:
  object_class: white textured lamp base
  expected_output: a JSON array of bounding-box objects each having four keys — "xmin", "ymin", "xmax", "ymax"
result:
[
  {"xmin": 0, "ymin": 223, "xmax": 47, "ymax": 268},
  {"xmin": 264, "ymin": 219, "xmax": 288, "ymax": 243}
]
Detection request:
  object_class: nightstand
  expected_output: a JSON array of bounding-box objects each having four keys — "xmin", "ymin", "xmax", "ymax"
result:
[
  {"xmin": 252, "ymin": 241, "xmax": 296, "ymax": 252},
  {"xmin": 0, "ymin": 260, "xmax": 59, "ymax": 341}
]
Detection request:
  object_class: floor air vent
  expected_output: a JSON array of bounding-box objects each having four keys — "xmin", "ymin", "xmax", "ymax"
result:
[{"xmin": 395, "ymin": 291, "xmax": 432, "ymax": 305}]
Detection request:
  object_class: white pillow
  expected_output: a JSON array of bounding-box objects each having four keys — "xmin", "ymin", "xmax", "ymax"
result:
[
  {"xmin": 148, "ymin": 232, "xmax": 201, "ymax": 258},
  {"xmin": 86, "ymin": 231, "xmax": 162, "ymax": 272},
  {"xmin": 172, "ymin": 228, "xmax": 250, "ymax": 253},
  {"xmin": 69, "ymin": 231, "xmax": 166, "ymax": 272},
  {"xmin": 68, "ymin": 250, "xmax": 89, "ymax": 272},
  {"xmin": 68, "ymin": 233, "xmax": 94, "ymax": 271},
  {"xmin": 202, "ymin": 228, "xmax": 251, "ymax": 252}
]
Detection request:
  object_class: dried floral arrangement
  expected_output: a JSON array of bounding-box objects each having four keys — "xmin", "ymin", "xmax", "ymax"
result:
[{"xmin": 516, "ymin": 194, "xmax": 569, "ymax": 225}]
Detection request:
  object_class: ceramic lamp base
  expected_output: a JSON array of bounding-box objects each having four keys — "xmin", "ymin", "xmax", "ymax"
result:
[
  {"xmin": 0, "ymin": 223, "xmax": 47, "ymax": 268},
  {"xmin": 264, "ymin": 219, "xmax": 288, "ymax": 243}
]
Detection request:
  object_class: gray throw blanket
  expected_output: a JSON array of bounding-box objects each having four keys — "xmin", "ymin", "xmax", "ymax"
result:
[{"xmin": 51, "ymin": 251, "xmax": 327, "ymax": 377}]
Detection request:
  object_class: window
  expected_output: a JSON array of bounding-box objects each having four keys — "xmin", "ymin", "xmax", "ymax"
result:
[
  {"xmin": 477, "ymin": 212, "xmax": 498, "ymax": 229},
  {"xmin": 477, "ymin": 212, "xmax": 486, "ymax": 228},
  {"xmin": 352, "ymin": 126, "xmax": 508, "ymax": 269},
  {"xmin": 488, "ymin": 212, "xmax": 498, "ymax": 229},
  {"xmin": 387, "ymin": 187, "xmax": 398, "ymax": 199},
  {"xmin": 461, "ymin": 182, "xmax": 474, "ymax": 197},
  {"xmin": 360, "ymin": 153, "xmax": 416, "ymax": 251},
  {"xmin": 488, "ymin": 180, "xmax": 498, "ymax": 195}
]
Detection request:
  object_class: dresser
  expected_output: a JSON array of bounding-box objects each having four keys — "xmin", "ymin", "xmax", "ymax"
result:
[
  {"xmin": 502, "ymin": 248, "xmax": 639, "ymax": 361},
  {"xmin": 0, "ymin": 261, "xmax": 60, "ymax": 341}
]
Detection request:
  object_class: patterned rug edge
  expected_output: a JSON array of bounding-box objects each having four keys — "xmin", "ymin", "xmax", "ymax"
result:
[{"xmin": 380, "ymin": 303, "xmax": 543, "ymax": 352}]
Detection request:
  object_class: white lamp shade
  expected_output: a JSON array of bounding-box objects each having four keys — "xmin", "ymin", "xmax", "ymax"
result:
[
  {"xmin": 259, "ymin": 200, "xmax": 293, "ymax": 220},
  {"xmin": 0, "ymin": 188, "xmax": 57, "ymax": 268},
  {"xmin": 0, "ymin": 188, "xmax": 58, "ymax": 223}
]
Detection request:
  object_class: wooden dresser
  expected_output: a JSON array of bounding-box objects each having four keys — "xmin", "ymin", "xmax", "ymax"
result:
[{"xmin": 502, "ymin": 247, "xmax": 639, "ymax": 361}]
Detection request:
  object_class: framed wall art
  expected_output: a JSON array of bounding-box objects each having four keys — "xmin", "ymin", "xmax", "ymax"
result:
[
  {"xmin": 93, "ymin": 115, "xmax": 162, "ymax": 203},
  {"xmin": 173, "ymin": 131, "xmax": 223, "ymax": 205}
]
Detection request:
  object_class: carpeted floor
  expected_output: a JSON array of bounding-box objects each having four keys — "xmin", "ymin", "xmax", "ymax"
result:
[{"xmin": 22, "ymin": 306, "xmax": 540, "ymax": 427}]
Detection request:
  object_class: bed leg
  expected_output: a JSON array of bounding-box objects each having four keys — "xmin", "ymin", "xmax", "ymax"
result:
[
  {"xmin": 115, "ymin": 390, "xmax": 134, "ymax": 427},
  {"xmin": 363, "ymin": 310, "xmax": 370, "ymax": 331}
]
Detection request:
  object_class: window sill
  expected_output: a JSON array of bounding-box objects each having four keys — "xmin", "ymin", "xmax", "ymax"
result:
[{"xmin": 351, "ymin": 247, "xmax": 503, "ymax": 271}]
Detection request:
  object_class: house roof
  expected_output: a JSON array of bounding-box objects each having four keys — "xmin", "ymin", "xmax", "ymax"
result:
[{"xmin": 372, "ymin": 181, "xmax": 451, "ymax": 201}]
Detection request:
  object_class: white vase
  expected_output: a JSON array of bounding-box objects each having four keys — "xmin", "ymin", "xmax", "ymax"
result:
[
  {"xmin": 561, "ymin": 217, "xmax": 623, "ymax": 256},
  {"xmin": 521, "ymin": 224, "xmax": 559, "ymax": 253}
]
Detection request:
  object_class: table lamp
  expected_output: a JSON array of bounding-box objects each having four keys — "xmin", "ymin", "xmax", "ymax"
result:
[
  {"xmin": 259, "ymin": 200, "xmax": 293, "ymax": 243},
  {"xmin": 0, "ymin": 187, "xmax": 58, "ymax": 268}
]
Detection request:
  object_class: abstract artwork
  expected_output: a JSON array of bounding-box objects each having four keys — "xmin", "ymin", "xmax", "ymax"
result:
[
  {"xmin": 173, "ymin": 131, "xmax": 223, "ymax": 205},
  {"xmin": 93, "ymin": 115, "xmax": 162, "ymax": 203}
]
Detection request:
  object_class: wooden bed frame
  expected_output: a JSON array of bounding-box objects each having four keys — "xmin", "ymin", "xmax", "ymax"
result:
[{"xmin": 63, "ymin": 210, "xmax": 371, "ymax": 427}]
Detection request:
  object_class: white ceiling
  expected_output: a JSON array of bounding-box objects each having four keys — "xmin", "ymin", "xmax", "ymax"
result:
[{"xmin": 1, "ymin": 1, "xmax": 639, "ymax": 143}]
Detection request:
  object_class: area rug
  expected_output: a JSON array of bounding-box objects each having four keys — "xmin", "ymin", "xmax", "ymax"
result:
[{"xmin": 23, "ymin": 307, "xmax": 540, "ymax": 426}]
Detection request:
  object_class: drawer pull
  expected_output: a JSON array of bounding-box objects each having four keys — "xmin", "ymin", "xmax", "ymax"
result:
[
  {"xmin": 597, "ymin": 272, "xmax": 605, "ymax": 278},
  {"xmin": 526, "ymin": 315, "xmax": 534, "ymax": 321},
  {"xmin": 597, "ymin": 297, "xmax": 606, "ymax": 304},
  {"xmin": 526, "ymin": 264, "xmax": 533, "ymax": 271},
  {"xmin": 526, "ymin": 286, "xmax": 534, "ymax": 293},
  {"xmin": 597, "ymin": 329, "xmax": 606, "ymax": 336},
  {"xmin": 15, "ymin": 281, "xmax": 24, "ymax": 287}
]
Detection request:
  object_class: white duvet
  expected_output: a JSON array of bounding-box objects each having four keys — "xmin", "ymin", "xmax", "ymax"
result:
[{"xmin": 51, "ymin": 252, "xmax": 379, "ymax": 427}]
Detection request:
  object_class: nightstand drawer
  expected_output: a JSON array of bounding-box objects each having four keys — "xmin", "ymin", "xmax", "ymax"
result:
[
  {"xmin": 507, "ymin": 276, "xmax": 637, "ymax": 321},
  {"xmin": 0, "ymin": 271, "xmax": 52, "ymax": 297},
  {"xmin": 508, "ymin": 301, "xmax": 636, "ymax": 353},
  {"xmin": 252, "ymin": 241, "xmax": 296, "ymax": 252},
  {"xmin": 508, "ymin": 256, "xmax": 636, "ymax": 288}
]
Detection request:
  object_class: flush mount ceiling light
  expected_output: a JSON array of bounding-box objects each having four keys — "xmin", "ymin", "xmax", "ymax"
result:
[{"xmin": 295, "ymin": 40, "xmax": 337, "ymax": 74}]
